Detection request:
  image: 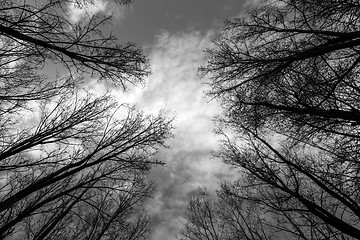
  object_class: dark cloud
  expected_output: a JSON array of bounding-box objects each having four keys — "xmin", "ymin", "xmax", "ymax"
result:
[{"xmin": 113, "ymin": 0, "xmax": 246, "ymax": 45}]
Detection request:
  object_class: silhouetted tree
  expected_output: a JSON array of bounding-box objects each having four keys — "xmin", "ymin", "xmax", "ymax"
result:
[
  {"xmin": 182, "ymin": 0, "xmax": 360, "ymax": 239},
  {"xmin": 180, "ymin": 190, "xmax": 222, "ymax": 240},
  {"xmin": 180, "ymin": 188, "xmax": 274, "ymax": 240},
  {"xmin": 0, "ymin": 1, "xmax": 172, "ymax": 239}
]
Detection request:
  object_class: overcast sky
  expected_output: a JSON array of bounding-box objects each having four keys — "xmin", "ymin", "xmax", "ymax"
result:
[{"xmin": 70, "ymin": 1, "xmax": 251, "ymax": 239}]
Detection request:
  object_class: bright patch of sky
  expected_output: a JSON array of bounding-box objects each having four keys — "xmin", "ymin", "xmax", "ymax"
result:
[
  {"xmin": 68, "ymin": 0, "xmax": 129, "ymax": 23},
  {"xmin": 68, "ymin": 1, "xmax": 253, "ymax": 239},
  {"xmin": 68, "ymin": 0, "xmax": 107, "ymax": 23}
]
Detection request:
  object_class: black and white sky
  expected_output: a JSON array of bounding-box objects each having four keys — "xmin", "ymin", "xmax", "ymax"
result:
[{"xmin": 68, "ymin": 1, "xmax": 254, "ymax": 239}]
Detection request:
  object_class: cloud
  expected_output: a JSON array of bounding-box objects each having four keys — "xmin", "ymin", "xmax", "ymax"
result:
[
  {"xmin": 130, "ymin": 30, "xmax": 236, "ymax": 240},
  {"xmin": 68, "ymin": 0, "xmax": 106, "ymax": 23},
  {"xmin": 81, "ymin": 29, "xmax": 236, "ymax": 240},
  {"xmin": 147, "ymin": 148, "xmax": 236, "ymax": 240},
  {"xmin": 243, "ymin": 0, "xmax": 285, "ymax": 8},
  {"xmin": 68, "ymin": 0, "xmax": 128, "ymax": 23},
  {"xmin": 130, "ymin": 31, "xmax": 221, "ymax": 149}
]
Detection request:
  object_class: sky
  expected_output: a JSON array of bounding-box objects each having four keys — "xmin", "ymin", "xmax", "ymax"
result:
[{"xmin": 69, "ymin": 1, "xmax": 252, "ymax": 239}]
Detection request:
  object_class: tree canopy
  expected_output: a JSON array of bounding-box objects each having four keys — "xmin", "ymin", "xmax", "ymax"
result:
[
  {"xmin": 181, "ymin": 0, "xmax": 360, "ymax": 239},
  {"xmin": 0, "ymin": 1, "xmax": 172, "ymax": 239}
]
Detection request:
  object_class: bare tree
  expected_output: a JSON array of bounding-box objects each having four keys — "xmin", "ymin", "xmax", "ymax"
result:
[
  {"xmin": 179, "ymin": 191, "xmax": 222, "ymax": 240},
  {"xmin": 0, "ymin": 0, "xmax": 148, "ymax": 86},
  {"xmin": 0, "ymin": 0, "xmax": 149, "ymax": 121},
  {"xmin": 179, "ymin": 188, "xmax": 271, "ymax": 240},
  {"xmin": 202, "ymin": 0, "xmax": 360, "ymax": 142},
  {"xmin": 0, "ymin": 95, "xmax": 172, "ymax": 239},
  {"xmin": 0, "ymin": 1, "xmax": 172, "ymax": 239},
  {"xmin": 181, "ymin": 0, "xmax": 360, "ymax": 240}
]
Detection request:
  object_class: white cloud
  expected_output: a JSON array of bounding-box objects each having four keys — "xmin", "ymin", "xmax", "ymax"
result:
[
  {"xmin": 135, "ymin": 30, "xmax": 236, "ymax": 240},
  {"xmin": 133, "ymin": 31, "xmax": 221, "ymax": 150},
  {"xmin": 243, "ymin": 0, "xmax": 286, "ymax": 8},
  {"xmin": 68, "ymin": 0, "xmax": 128, "ymax": 23},
  {"xmin": 68, "ymin": 0, "xmax": 107, "ymax": 23},
  {"xmin": 80, "ymin": 29, "xmax": 235, "ymax": 240}
]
